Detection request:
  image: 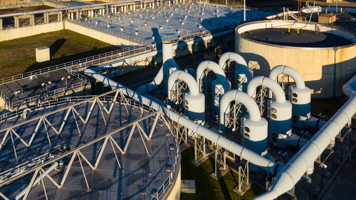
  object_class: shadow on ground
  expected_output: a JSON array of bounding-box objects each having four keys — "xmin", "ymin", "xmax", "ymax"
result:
[{"xmin": 24, "ymin": 45, "xmax": 120, "ymax": 73}]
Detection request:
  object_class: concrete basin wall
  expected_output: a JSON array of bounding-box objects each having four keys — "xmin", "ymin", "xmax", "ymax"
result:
[{"xmin": 235, "ymin": 20, "xmax": 356, "ymax": 98}]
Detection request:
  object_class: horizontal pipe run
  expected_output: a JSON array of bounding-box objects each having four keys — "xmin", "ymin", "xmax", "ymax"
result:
[
  {"xmin": 84, "ymin": 68, "xmax": 279, "ymax": 175},
  {"xmin": 254, "ymin": 95, "xmax": 356, "ymax": 200}
]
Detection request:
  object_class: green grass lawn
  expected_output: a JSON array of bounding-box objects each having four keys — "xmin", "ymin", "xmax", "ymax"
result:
[
  {"xmin": 0, "ymin": 29, "xmax": 120, "ymax": 78},
  {"xmin": 180, "ymin": 147, "xmax": 265, "ymax": 200}
]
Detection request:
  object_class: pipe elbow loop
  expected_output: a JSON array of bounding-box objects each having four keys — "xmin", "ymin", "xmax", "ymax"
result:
[{"xmin": 270, "ymin": 65, "xmax": 305, "ymax": 89}]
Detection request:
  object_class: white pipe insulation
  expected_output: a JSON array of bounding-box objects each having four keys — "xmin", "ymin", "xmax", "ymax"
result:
[
  {"xmin": 269, "ymin": 65, "xmax": 311, "ymax": 129},
  {"xmin": 219, "ymin": 52, "xmax": 248, "ymax": 71},
  {"xmin": 219, "ymin": 90, "xmax": 268, "ymax": 170},
  {"xmin": 137, "ymin": 42, "xmax": 179, "ymax": 95},
  {"xmin": 84, "ymin": 68, "xmax": 281, "ymax": 175},
  {"xmin": 196, "ymin": 61, "xmax": 227, "ymax": 91},
  {"xmin": 168, "ymin": 70, "xmax": 200, "ymax": 98},
  {"xmin": 168, "ymin": 70, "xmax": 205, "ymax": 125},
  {"xmin": 88, "ymin": 29, "xmax": 233, "ymax": 94},
  {"xmin": 254, "ymin": 95, "xmax": 356, "ymax": 200},
  {"xmin": 218, "ymin": 52, "xmax": 252, "ymax": 92},
  {"xmin": 343, "ymin": 74, "xmax": 356, "ymax": 97},
  {"xmin": 196, "ymin": 61, "xmax": 230, "ymax": 116},
  {"xmin": 269, "ymin": 65, "xmax": 305, "ymax": 90},
  {"xmin": 247, "ymin": 76, "xmax": 308, "ymax": 148},
  {"xmin": 254, "ymin": 74, "xmax": 356, "ymax": 200},
  {"xmin": 247, "ymin": 76, "xmax": 286, "ymax": 104}
]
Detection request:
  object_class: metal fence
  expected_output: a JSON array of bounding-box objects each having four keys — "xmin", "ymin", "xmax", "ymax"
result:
[
  {"xmin": 0, "ymin": 71, "xmax": 90, "ymax": 110},
  {"xmin": 0, "ymin": 45, "xmax": 154, "ymax": 85}
]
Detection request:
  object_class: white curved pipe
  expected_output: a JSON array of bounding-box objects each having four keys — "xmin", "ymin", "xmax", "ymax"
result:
[
  {"xmin": 218, "ymin": 52, "xmax": 248, "ymax": 71},
  {"xmin": 343, "ymin": 74, "xmax": 356, "ymax": 97},
  {"xmin": 247, "ymin": 76, "xmax": 286, "ymax": 104},
  {"xmin": 91, "ymin": 30, "xmax": 234, "ymax": 88},
  {"xmin": 269, "ymin": 65, "xmax": 306, "ymax": 89},
  {"xmin": 84, "ymin": 68, "xmax": 280, "ymax": 175},
  {"xmin": 167, "ymin": 70, "xmax": 200, "ymax": 102},
  {"xmin": 220, "ymin": 90, "xmax": 261, "ymax": 124},
  {"xmin": 196, "ymin": 61, "xmax": 226, "ymax": 91},
  {"xmin": 137, "ymin": 42, "xmax": 179, "ymax": 94},
  {"xmin": 254, "ymin": 78, "xmax": 356, "ymax": 200}
]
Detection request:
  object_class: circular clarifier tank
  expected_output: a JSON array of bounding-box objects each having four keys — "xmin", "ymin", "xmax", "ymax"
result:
[
  {"xmin": 244, "ymin": 28, "xmax": 352, "ymax": 47},
  {"xmin": 236, "ymin": 20, "xmax": 356, "ymax": 98}
]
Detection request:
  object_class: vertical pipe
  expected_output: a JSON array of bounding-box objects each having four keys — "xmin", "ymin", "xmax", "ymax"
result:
[
  {"xmin": 333, "ymin": 48, "xmax": 337, "ymax": 98},
  {"xmin": 244, "ymin": 0, "xmax": 246, "ymax": 21}
]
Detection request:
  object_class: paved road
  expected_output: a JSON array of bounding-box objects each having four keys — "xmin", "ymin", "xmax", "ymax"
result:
[{"xmin": 117, "ymin": 44, "xmax": 235, "ymax": 87}]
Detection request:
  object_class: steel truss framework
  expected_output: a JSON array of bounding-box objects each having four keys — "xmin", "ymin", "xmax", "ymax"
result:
[
  {"xmin": 225, "ymin": 103, "xmax": 244, "ymax": 141},
  {"xmin": 199, "ymin": 69, "xmax": 216, "ymax": 116},
  {"xmin": 0, "ymin": 89, "xmax": 180, "ymax": 200},
  {"xmin": 254, "ymin": 86, "xmax": 268, "ymax": 117},
  {"xmin": 170, "ymin": 79, "xmax": 188, "ymax": 114}
]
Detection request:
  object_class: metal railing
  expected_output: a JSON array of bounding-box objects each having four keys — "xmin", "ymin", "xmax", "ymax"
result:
[
  {"xmin": 168, "ymin": 24, "xmax": 234, "ymax": 44},
  {"xmin": 0, "ymin": 44, "xmax": 154, "ymax": 85},
  {"xmin": 0, "ymin": 94, "xmax": 109, "ymax": 122},
  {"xmin": 0, "ymin": 72, "xmax": 90, "ymax": 110},
  {"xmin": 151, "ymin": 134, "xmax": 180, "ymax": 200}
]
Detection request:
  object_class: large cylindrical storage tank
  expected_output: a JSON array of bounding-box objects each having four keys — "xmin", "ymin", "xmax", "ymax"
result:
[
  {"xmin": 212, "ymin": 80, "xmax": 230, "ymax": 117},
  {"xmin": 290, "ymin": 86, "xmax": 311, "ymax": 128},
  {"xmin": 242, "ymin": 117, "xmax": 268, "ymax": 171},
  {"xmin": 235, "ymin": 20, "xmax": 356, "ymax": 98},
  {"xmin": 268, "ymin": 100, "xmax": 293, "ymax": 148}
]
